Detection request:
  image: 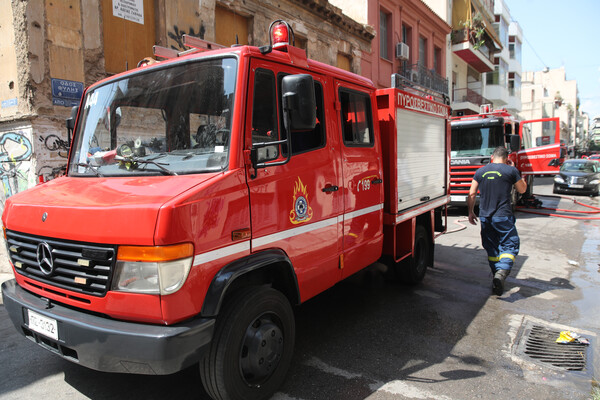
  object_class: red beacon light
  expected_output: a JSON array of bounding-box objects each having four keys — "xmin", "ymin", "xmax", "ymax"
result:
[
  {"xmin": 269, "ymin": 20, "xmax": 295, "ymax": 49},
  {"xmin": 259, "ymin": 20, "xmax": 296, "ymax": 54},
  {"xmin": 272, "ymin": 23, "xmax": 289, "ymax": 46}
]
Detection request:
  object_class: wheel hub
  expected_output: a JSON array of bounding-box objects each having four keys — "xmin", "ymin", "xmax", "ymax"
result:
[{"xmin": 240, "ymin": 314, "xmax": 284, "ymax": 385}]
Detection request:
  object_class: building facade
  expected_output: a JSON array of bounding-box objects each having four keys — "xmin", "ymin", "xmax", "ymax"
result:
[
  {"xmin": 449, "ymin": 0, "xmax": 502, "ymax": 116},
  {"xmin": 520, "ymin": 67, "xmax": 580, "ymax": 152},
  {"xmin": 330, "ymin": 0, "xmax": 452, "ymax": 95},
  {"xmin": 0, "ymin": 0, "xmax": 373, "ymax": 211},
  {"xmin": 482, "ymin": 0, "xmax": 521, "ymax": 115}
]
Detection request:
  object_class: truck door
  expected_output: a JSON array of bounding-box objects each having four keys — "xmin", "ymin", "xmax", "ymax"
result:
[
  {"xmin": 517, "ymin": 117, "xmax": 564, "ymax": 175},
  {"xmin": 245, "ymin": 62, "xmax": 343, "ymax": 301},
  {"xmin": 336, "ymin": 82, "xmax": 384, "ymax": 279}
]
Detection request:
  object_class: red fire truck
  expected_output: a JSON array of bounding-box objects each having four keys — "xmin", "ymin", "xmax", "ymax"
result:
[
  {"xmin": 449, "ymin": 105, "xmax": 566, "ymax": 205},
  {"xmin": 1, "ymin": 21, "xmax": 450, "ymax": 400}
]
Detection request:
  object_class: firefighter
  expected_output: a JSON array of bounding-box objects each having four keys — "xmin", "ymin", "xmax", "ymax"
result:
[{"xmin": 467, "ymin": 146, "xmax": 527, "ymax": 295}]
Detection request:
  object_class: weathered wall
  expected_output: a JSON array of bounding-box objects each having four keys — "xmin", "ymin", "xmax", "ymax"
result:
[{"xmin": 0, "ymin": 1, "xmax": 26, "ymax": 121}]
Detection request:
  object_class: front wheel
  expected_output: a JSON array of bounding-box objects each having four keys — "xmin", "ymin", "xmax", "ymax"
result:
[{"xmin": 201, "ymin": 287, "xmax": 295, "ymax": 400}]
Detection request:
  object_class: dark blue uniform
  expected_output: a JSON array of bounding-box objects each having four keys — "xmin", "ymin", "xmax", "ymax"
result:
[{"xmin": 473, "ymin": 163, "xmax": 521, "ymax": 273}]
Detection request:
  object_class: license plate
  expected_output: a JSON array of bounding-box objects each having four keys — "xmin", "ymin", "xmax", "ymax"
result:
[
  {"xmin": 27, "ymin": 309, "xmax": 58, "ymax": 340},
  {"xmin": 569, "ymin": 184, "xmax": 584, "ymax": 189}
]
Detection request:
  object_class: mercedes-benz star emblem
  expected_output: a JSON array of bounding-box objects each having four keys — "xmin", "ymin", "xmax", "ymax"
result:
[{"xmin": 37, "ymin": 242, "xmax": 54, "ymax": 275}]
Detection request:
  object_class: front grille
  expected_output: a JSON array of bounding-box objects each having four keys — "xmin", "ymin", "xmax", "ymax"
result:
[
  {"xmin": 450, "ymin": 165, "xmax": 482, "ymax": 194},
  {"xmin": 568, "ymin": 176, "xmax": 585, "ymax": 185},
  {"xmin": 6, "ymin": 231, "xmax": 117, "ymax": 296}
]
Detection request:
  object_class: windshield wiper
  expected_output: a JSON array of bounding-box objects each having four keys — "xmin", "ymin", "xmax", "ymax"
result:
[
  {"xmin": 116, "ymin": 155, "xmax": 177, "ymax": 176},
  {"xmin": 76, "ymin": 162, "xmax": 103, "ymax": 177}
]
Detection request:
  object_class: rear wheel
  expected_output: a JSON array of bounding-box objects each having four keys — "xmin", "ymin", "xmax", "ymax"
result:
[
  {"xmin": 399, "ymin": 225, "xmax": 432, "ymax": 285},
  {"xmin": 201, "ymin": 286, "xmax": 295, "ymax": 400}
]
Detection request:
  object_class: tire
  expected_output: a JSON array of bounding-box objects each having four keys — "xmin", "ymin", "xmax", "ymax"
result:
[
  {"xmin": 399, "ymin": 225, "xmax": 432, "ymax": 285},
  {"xmin": 201, "ymin": 286, "xmax": 295, "ymax": 400}
]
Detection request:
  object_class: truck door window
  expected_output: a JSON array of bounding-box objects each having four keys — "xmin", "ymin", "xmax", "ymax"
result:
[
  {"xmin": 252, "ymin": 69, "xmax": 279, "ymax": 162},
  {"xmin": 279, "ymin": 79, "xmax": 325, "ymax": 156},
  {"xmin": 339, "ymin": 89, "xmax": 373, "ymax": 147}
]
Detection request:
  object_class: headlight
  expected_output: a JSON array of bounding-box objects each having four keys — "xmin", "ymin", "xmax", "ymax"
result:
[
  {"xmin": 590, "ymin": 179, "xmax": 600, "ymax": 185},
  {"xmin": 554, "ymin": 176, "xmax": 565, "ymax": 183},
  {"xmin": 112, "ymin": 243, "xmax": 194, "ymax": 295}
]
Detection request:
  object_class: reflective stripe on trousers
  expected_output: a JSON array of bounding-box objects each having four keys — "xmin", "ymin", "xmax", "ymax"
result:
[{"xmin": 479, "ymin": 216, "xmax": 520, "ymax": 273}]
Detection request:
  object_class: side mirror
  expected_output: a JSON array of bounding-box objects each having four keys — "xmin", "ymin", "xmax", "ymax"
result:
[
  {"xmin": 66, "ymin": 106, "xmax": 78, "ymax": 130},
  {"xmin": 548, "ymin": 158, "xmax": 561, "ymax": 167},
  {"xmin": 281, "ymin": 74, "xmax": 316, "ymax": 131},
  {"xmin": 508, "ymin": 134, "xmax": 520, "ymax": 153}
]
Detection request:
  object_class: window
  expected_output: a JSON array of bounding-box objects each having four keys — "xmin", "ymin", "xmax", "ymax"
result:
[
  {"xmin": 418, "ymin": 36, "xmax": 427, "ymax": 67},
  {"xmin": 339, "ymin": 89, "xmax": 373, "ymax": 146},
  {"xmin": 402, "ymin": 24, "xmax": 412, "ymax": 65},
  {"xmin": 252, "ymin": 69, "xmax": 279, "ymax": 161},
  {"xmin": 434, "ymin": 46, "xmax": 442, "ymax": 75},
  {"xmin": 215, "ymin": 5, "xmax": 250, "ymax": 46},
  {"xmin": 380, "ymin": 10, "xmax": 391, "ymax": 60},
  {"xmin": 70, "ymin": 58, "xmax": 236, "ymax": 176},
  {"xmin": 337, "ymin": 53, "xmax": 351, "ymax": 72}
]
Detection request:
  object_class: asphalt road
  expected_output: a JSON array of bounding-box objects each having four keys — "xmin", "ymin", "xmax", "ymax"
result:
[{"xmin": 1, "ymin": 177, "xmax": 599, "ymax": 400}]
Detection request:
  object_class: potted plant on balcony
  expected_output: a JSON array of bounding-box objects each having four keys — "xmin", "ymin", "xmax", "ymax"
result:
[{"xmin": 461, "ymin": 12, "xmax": 485, "ymax": 50}]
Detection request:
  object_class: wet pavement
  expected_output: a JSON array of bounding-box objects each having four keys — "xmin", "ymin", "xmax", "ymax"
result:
[{"xmin": 0, "ymin": 177, "xmax": 599, "ymax": 399}]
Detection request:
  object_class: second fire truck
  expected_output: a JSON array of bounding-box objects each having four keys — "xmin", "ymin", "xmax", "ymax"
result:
[{"xmin": 450, "ymin": 105, "xmax": 566, "ymax": 205}]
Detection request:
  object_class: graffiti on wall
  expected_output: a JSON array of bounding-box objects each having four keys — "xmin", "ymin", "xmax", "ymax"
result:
[
  {"xmin": 0, "ymin": 131, "xmax": 33, "ymax": 199},
  {"xmin": 39, "ymin": 134, "xmax": 69, "ymax": 158},
  {"xmin": 168, "ymin": 23, "xmax": 206, "ymax": 50}
]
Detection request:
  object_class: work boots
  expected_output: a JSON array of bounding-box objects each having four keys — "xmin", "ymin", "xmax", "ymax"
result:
[{"xmin": 492, "ymin": 269, "xmax": 510, "ymax": 295}]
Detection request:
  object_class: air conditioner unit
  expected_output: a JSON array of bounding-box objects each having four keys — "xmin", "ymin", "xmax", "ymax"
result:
[{"xmin": 395, "ymin": 42, "xmax": 409, "ymax": 60}]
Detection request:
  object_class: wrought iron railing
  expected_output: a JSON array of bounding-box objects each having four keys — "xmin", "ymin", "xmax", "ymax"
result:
[{"xmin": 397, "ymin": 63, "xmax": 449, "ymax": 95}]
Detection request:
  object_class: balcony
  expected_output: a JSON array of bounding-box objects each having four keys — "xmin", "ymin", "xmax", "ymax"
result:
[
  {"xmin": 451, "ymin": 28, "xmax": 495, "ymax": 73},
  {"xmin": 397, "ymin": 63, "xmax": 449, "ymax": 95},
  {"xmin": 452, "ymin": 88, "xmax": 492, "ymax": 115}
]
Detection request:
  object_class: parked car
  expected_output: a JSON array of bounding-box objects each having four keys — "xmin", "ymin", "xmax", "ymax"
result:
[
  {"xmin": 588, "ymin": 154, "xmax": 600, "ymax": 160},
  {"xmin": 553, "ymin": 159, "xmax": 600, "ymax": 195}
]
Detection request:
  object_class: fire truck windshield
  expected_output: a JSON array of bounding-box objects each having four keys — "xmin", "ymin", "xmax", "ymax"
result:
[
  {"xmin": 69, "ymin": 57, "xmax": 237, "ymax": 177},
  {"xmin": 451, "ymin": 124, "xmax": 504, "ymax": 157}
]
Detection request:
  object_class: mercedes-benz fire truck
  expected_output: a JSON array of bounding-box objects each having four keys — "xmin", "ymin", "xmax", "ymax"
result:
[
  {"xmin": 450, "ymin": 105, "xmax": 566, "ymax": 205},
  {"xmin": 2, "ymin": 21, "xmax": 451, "ymax": 400}
]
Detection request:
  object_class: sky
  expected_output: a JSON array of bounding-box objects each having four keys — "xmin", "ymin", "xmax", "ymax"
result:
[{"xmin": 505, "ymin": 0, "xmax": 600, "ymax": 120}]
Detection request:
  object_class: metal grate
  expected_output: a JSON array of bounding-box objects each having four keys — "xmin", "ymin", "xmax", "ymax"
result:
[
  {"xmin": 524, "ymin": 325, "xmax": 587, "ymax": 371},
  {"xmin": 6, "ymin": 230, "xmax": 116, "ymax": 297}
]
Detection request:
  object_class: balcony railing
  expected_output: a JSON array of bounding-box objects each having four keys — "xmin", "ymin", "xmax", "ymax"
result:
[
  {"xmin": 453, "ymin": 88, "xmax": 492, "ymax": 107},
  {"xmin": 397, "ymin": 63, "xmax": 449, "ymax": 95}
]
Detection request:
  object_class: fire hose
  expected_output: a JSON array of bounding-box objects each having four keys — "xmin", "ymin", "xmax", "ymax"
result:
[
  {"xmin": 444, "ymin": 193, "xmax": 600, "ymax": 235},
  {"xmin": 516, "ymin": 194, "xmax": 600, "ymax": 220}
]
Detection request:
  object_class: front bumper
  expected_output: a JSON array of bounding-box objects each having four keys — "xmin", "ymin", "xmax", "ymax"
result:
[
  {"xmin": 2, "ymin": 279, "xmax": 214, "ymax": 375},
  {"xmin": 554, "ymin": 182, "xmax": 598, "ymax": 195}
]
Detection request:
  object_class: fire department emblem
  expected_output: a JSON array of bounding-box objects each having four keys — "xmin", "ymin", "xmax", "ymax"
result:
[{"xmin": 289, "ymin": 177, "xmax": 313, "ymax": 224}]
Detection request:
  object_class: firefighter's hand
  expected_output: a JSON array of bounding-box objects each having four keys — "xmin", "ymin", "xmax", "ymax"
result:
[{"xmin": 468, "ymin": 211, "xmax": 478, "ymax": 225}]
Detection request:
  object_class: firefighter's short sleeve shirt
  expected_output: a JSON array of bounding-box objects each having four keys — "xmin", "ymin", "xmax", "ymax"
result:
[{"xmin": 473, "ymin": 163, "xmax": 521, "ymax": 218}]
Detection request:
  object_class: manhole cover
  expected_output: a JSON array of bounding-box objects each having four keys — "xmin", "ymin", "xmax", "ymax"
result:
[
  {"xmin": 524, "ymin": 325, "xmax": 587, "ymax": 371},
  {"xmin": 514, "ymin": 319, "xmax": 592, "ymax": 373}
]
